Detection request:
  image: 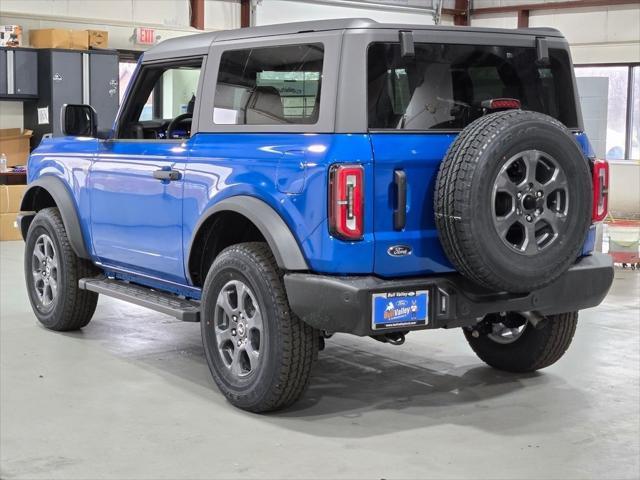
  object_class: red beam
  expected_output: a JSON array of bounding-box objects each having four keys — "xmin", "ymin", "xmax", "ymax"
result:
[
  {"xmin": 453, "ymin": 0, "xmax": 469, "ymax": 26},
  {"xmin": 442, "ymin": 8, "xmax": 466, "ymax": 16},
  {"xmin": 241, "ymin": 0, "xmax": 251, "ymax": 28},
  {"xmin": 517, "ymin": 9, "xmax": 530, "ymax": 28},
  {"xmin": 473, "ymin": 0, "xmax": 639, "ymax": 16},
  {"xmin": 190, "ymin": 0, "xmax": 204, "ymax": 30}
]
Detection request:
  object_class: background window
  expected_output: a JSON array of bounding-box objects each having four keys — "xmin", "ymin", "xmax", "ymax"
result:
[
  {"xmin": 119, "ymin": 61, "xmax": 138, "ymax": 105},
  {"xmin": 630, "ymin": 66, "xmax": 640, "ymax": 160},
  {"xmin": 214, "ymin": 44, "xmax": 324, "ymax": 125},
  {"xmin": 575, "ymin": 66, "xmax": 629, "ymax": 160}
]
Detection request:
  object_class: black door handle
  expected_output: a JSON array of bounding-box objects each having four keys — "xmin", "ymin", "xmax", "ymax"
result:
[
  {"xmin": 394, "ymin": 169, "xmax": 407, "ymax": 231},
  {"xmin": 153, "ymin": 169, "xmax": 181, "ymax": 181}
]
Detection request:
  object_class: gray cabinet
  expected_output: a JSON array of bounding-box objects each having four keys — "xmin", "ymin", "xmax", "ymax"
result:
[
  {"xmin": 0, "ymin": 47, "xmax": 38, "ymax": 99},
  {"xmin": 24, "ymin": 49, "xmax": 119, "ymax": 147},
  {"xmin": 88, "ymin": 51, "xmax": 119, "ymax": 131},
  {"xmin": 13, "ymin": 50, "xmax": 38, "ymax": 96},
  {"xmin": 0, "ymin": 50, "xmax": 6, "ymax": 95},
  {"xmin": 50, "ymin": 51, "xmax": 83, "ymax": 136}
]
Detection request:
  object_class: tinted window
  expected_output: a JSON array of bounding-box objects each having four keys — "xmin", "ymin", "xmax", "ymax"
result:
[
  {"xmin": 214, "ymin": 44, "xmax": 324, "ymax": 125},
  {"xmin": 368, "ymin": 43, "xmax": 578, "ymax": 130}
]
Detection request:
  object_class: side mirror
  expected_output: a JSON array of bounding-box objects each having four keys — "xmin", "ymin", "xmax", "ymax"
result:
[{"xmin": 61, "ymin": 104, "xmax": 98, "ymax": 137}]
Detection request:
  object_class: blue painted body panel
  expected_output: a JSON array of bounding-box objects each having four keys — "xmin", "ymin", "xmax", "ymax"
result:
[
  {"xmin": 367, "ymin": 131, "xmax": 595, "ymax": 277},
  {"xmin": 186, "ymin": 133, "xmax": 375, "ymax": 274},
  {"xmin": 28, "ymin": 137, "xmax": 98, "ymax": 254},
  {"xmin": 91, "ymin": 140, "xmax": 187, "ymax": 283},
  {"xmin": 26, "ymin": 126, "xmax": 596, "ymax": 298},
  {"xmin": 369, "ymin": 133, "xmax": 457, "ymax": 277}
]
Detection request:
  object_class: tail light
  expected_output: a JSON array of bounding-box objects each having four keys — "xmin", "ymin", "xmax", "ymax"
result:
[
  {"xmin": 329, "ymin": 164, "xmax": 364, "ymax": 240},
  {"xmin": 481, "ymin": 98, "xmax": 521, "ymax": 110},
  {"xmin": 592, "ymin": 158, "xmax": 609, "ymax": 222}
]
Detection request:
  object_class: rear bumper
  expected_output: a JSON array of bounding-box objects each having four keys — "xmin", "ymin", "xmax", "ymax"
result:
[{"xmin": 284, "ymin": 253, "xmax": 614, "ymax": 336}]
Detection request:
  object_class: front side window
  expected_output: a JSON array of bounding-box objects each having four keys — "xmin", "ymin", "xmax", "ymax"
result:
[
  {"xmin": 367, "ymin": 42, "xmax": 578, "ymax": 131},
  {"xmin": 214, "ymin": 43, "xmax": 324, "ymax": 125},
  {"xmin": 118, "ymin": 60, "xmax": 202, "ymax": 139}
]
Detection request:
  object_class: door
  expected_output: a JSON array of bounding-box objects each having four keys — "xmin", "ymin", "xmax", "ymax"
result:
[
  {"xmin": 51, "ymin": 51, "xmax": 82, "ymax": 136},
  {"xmin": 90, "ymin": 59, "xmax": 203, "ymax": 283},
  {"xmin": 14, "ymin": 49, "xmax": 38, "ymax": 96},
  {"xmin": 367, "ymin": 41, "xmax": 580, "ymax": 277},
  {"xmin": 89, "ymin": 51, "xmax": 119, "ymax": 131}
]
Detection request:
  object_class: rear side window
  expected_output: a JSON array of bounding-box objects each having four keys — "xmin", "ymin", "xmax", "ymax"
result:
[
  {"xmin": 214, "ymin": 43, "xmax": 324, "ymax": 125},
  {"xmin": 368, "ymin": 42, "xmax": 578, "ymax": 130}
]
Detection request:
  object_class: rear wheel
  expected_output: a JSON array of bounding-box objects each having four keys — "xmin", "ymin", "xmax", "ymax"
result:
[
  {"xmin": 201, "ymin": 242, "xmax": 318, "ymax": 412},
  {"xmin": 24, "ymin": 207, "xmax": 99, "ymax": 331},
  {"xmin": 464, "ymin": 311, "xmax": 578, "ymax": 372}
]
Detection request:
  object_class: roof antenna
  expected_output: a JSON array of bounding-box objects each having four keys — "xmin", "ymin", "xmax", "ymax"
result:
[{"xmin": 400, "ymin": 30, "xmax": 415, "ymax": 59}]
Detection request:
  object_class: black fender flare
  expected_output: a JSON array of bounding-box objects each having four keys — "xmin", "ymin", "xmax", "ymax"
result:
[
  {"xmin": 188, "ymin": 196, "xmax": 309, "ymax": 277},
  {"xmin": 20, "ymin": 176, "xmax": 90, "ymax": 259}
]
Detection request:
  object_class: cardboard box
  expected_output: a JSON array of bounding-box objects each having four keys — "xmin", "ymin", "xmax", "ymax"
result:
[
  {"xmin": 0, "ymin": 185, "xmax": 26, "ymax": 214},
  {"xmin": 29, "ymin": 28, "xmax": 88, "ymax": 50},
  {"xmin": 0, "ymin": 25, "xmax": 23, "ymax": 47},
  {"xmin": 87, "ymin": 29, "xmax": 108, "ymax": 49},
  {"xmin": 0, "ymin": 129, "xmax": 32, "ymax": 167},
  {"xmin": 0, "ymin": 213, "xmax": 21, "ymax": 241},
  {"xmin": 70, "ymin": 30, "xmax": 89, "ymax": 50}
]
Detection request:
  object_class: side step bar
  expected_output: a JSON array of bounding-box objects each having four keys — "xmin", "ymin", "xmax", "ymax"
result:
[{"xmin": 79, "ymin": 277, "xmax": 200, "ymax": 322}]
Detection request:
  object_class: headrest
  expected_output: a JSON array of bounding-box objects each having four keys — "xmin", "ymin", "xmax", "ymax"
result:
[
  {"xmin": 246, "ymin": 86, "xmax": 285, "ymax": 124},
  {"xmin": 187, "ymin": 94, "xmax": 196, "ymax": 115}
]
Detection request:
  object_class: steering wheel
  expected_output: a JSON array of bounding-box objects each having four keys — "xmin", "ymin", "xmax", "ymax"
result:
[{"xmin": 166, "ymin": 113, "xmax": 193, "ymax": 139}]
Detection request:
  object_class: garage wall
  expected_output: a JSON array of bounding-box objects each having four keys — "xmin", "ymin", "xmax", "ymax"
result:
[
  {"xmin": 0, "ymin": 0, "xmax": 240, "ymax": 50},
  {"xmin": 254, "ymin": 0, "xmax": 436, "ymax": 25},
  {"xmin": 468, "ymin": 1, "xmax": 640, "ymax": 64},
  {"xmin": 610, "ymin": 162, "xmax": 640, "ymax": 218},
  {"xmin": 0, "ymin": 102, "xmax": 23, "ymax": 129},
  {"xmin": 0, "ymin": 0, "xmax": 240, "ymax": 132}
]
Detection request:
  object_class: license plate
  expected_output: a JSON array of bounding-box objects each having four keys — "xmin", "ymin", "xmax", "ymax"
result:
[{"xmin": 371, "ymin": 290, "xmax": 429, "ymax": 330}]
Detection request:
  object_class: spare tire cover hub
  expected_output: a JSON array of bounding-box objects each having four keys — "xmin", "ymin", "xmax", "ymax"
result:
[{"xmin": 492, "ymin": 149, "xmax": 569, "ymax": 255}]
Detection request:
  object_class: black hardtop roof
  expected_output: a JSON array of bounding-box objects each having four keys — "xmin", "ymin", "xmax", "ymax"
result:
[{"xmin": 143, "ymin": 18, "xmax": 563, "ymax": 62}]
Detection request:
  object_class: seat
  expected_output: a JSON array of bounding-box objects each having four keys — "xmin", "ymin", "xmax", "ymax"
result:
[{"xmin": 246, "ymin": 86, "xmax": 287, "ymax": 124}]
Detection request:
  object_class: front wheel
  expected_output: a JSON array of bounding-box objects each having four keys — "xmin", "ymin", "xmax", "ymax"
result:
[
  {"xmin": 464, "ymin": 311, "xmax": 578, "ymax": 372},
  {"xmin": 24, "ymin": 207, "xmax": 99, "ymax": 331},
  {"xmin": 201, "ymin": 242, "xmax": 318, "ymax": 412}
]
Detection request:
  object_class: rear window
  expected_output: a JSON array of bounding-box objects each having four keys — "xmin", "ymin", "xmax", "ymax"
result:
[
  {"xmin": 214, "ymin": 43, "xmax": 323, "ymax": 125},
  {"xmin": 367, "ymin": 42, "xmax": 578, "ymax": 130}
]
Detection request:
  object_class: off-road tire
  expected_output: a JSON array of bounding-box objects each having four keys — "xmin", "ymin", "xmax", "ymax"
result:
[
  {"xmin": 464, "ymin": 312, "xmax": 578, "ymax": 372},
  {"xmin": 201, "ymin": 242, "xmax": 318, "ymax": 413},
  {"xmin": 24, "ymin": 207, "xmax": 99, "ymax": 331},
  {"xmin": 435, "ymin": 110, "xmax": 592, "ymax": 293}
]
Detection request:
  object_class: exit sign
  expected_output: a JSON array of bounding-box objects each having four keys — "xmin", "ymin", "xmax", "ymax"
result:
[{"xmin": 135, "ymin": 27, "xmax": 156, "ymax": 45}]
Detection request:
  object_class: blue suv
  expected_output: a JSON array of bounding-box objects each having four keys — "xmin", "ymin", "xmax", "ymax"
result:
[{"xmin": 19, "ymin": 19, "xmax": 613, "ymax": 412}]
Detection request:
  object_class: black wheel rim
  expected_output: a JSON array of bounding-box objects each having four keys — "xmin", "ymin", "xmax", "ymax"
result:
[
  {"xmin": 487, "ymin": 321, "xmax": 527, "ymax": 344},
  {"xmin": 32, "ymin": 233, "xmax": 59, "ymax": 309},
  {"xmin": 492, "ymin": 149, "xmax": 569, "ymax": 255},
  {"xmin": 213, "ymin": 279, "xmax": 263, "ymax": 378}
]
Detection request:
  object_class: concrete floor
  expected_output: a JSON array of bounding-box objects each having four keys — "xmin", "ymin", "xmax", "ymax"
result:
[{"xmin": 1, "ymin": 240, "xmax": 638, "ymax": 480}]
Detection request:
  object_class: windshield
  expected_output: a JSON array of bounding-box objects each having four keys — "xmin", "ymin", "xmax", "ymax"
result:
[{"xmin": 367, "ymin": 42, "xmax": 578, "ymax": 131}]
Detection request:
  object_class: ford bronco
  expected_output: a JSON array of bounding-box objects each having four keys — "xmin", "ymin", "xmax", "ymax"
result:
[{"xmin": 19, "ymin": 19, "xmax": 614, "ymax": 412}]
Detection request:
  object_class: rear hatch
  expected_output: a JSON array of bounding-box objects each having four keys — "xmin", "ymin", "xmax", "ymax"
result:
[{"xmin": 367, "ymin": 37, "xmax": 583, "ymax": 277}]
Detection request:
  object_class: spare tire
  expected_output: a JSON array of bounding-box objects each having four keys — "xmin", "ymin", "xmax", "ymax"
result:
[{"xmin": 435, "ymin": 110, "xmax": 592, "ymax": 294}]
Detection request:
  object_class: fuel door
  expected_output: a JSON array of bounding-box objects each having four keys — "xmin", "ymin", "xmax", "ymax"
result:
[{"xmin": 276, "ymin": 149, "xmax": 307, "ymax": 194}]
